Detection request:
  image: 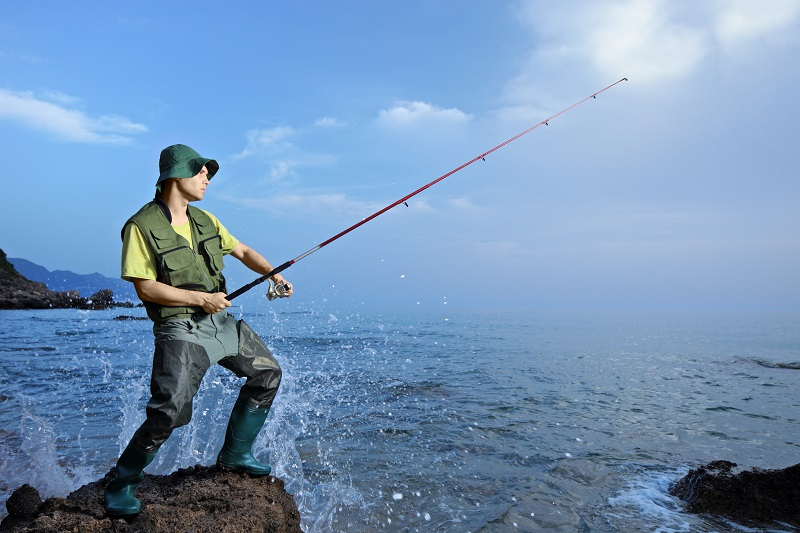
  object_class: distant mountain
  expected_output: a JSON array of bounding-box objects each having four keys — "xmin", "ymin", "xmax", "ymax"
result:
[
  {"xmin": 0, "ymin": 248, "xmax": 124, "ymax": 310},
  {"xmin": 8, "ymin": 257, "xmax": 138, "ymax": 302}
]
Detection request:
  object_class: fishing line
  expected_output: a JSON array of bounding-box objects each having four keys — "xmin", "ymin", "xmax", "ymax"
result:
[{"xmin": 227, "ymin": 77, "xmax": 628, "ymax": 301}]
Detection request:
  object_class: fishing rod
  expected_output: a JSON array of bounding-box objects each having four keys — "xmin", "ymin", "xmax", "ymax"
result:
[{"xmin": 227, "ymin": 77, "xmax": 628, "ymax": 301}]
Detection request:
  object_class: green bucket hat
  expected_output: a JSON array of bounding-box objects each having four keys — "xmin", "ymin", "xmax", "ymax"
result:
[{"xmin": 156, "ymin": 144, "xmax": 219, "ymax": 189}]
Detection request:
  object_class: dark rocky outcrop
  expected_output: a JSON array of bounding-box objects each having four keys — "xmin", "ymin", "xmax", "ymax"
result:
[
  {"xmin": 1, "ymin": 465, "xmax": 302, "ymax": 532},
  {"xmin": 0, "ymin": 249, "xmax": 131, "ymax": 310},
  {"xmin": 8, "ymin": 256, "xmax": 138, "ymax": 301},
  {"xmin": 671, "ymin": 460, "xmax": 800, "ymax": 528}
]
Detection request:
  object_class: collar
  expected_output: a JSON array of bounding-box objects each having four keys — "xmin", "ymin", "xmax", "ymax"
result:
[{"xmin": 153, "ymin": 194, "xmax": 172, "ymax": 223}]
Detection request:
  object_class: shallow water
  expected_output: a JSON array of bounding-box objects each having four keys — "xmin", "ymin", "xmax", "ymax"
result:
[{"xmin": 1, "ymin": 307, "xmax": 798, "ymax": 532}]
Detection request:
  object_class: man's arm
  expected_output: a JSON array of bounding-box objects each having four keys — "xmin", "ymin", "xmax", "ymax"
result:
[
  {"xmin": 230, "ymin": 242, "xmax": 293, "ymax": 295},
  {"xmin": 132, "ymin": 278, "xmax": 232, "ymax": 314},
  {"xmin": 131, "ymin": 241, "xmax": 292, "ymax": 311}
]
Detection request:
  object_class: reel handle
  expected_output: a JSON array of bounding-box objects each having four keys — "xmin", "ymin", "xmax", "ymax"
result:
[{"xmin": 266, "ymin": 278, "xmax": 293, "ymax": 301}]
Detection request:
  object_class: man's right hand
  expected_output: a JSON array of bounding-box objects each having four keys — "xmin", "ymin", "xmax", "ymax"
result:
[
  {"xmin": 132, "ymin": 278, "xmax": 233, "ymax": 314},
  {"xmin": 200, "ymin": 292, "xmax": 232, "ymax": 315}
]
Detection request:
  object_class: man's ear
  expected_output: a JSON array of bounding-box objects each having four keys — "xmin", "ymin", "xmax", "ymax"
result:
[{"xmin": 160, "ymin": 178, "xmax": 178, "ymax": 193}]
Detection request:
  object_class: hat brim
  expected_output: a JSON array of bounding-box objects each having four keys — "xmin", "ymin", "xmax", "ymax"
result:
[{"xmin": 156, "ymin": 157, "xmax": 219, "ymax": 185}]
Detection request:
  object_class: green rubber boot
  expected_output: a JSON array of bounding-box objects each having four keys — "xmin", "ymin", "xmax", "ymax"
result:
[
  {"xmin": 216, "ymin": 400, "xmax": 272, "ymax": 476},
  {"xmin": 104, "ymin": 442, "xmax": 158, "ymax": 517}
]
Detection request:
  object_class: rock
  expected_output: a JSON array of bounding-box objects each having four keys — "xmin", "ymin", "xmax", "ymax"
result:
[
  {"xmin": 0, "ymin": 248, "xmax": 127, "ymax": 310},
  {"xmin": 4, "ymin": 486, "xmax": 41, "ymax": 520},
  {"xmin": 85, "ymin": 289, "xmax": 115, "ymax": 310},
  {"xmin": 671, "ymin": 460, "xmax": 800, "ymax": 528},
  {"xmin": 1, "ymin": 466, "xmax": 302, "ymax": 533}
]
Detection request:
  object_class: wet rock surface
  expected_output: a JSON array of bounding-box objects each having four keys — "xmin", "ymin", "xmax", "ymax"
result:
[
  {"xmin": 671, "ymin": 460, "xmax": 800, "ymax": 528},
  {"xmin": 1, "ymin": 465, "xmax": 302, "ymax": 533}
]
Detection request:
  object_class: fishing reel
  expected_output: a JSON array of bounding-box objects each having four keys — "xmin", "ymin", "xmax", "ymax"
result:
[{"xmin": 266, "ymin": 278, "xmax": 293, "ymax": 301}]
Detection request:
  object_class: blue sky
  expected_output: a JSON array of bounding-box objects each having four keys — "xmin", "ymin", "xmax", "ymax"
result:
[{"xmin": 2, "ymin": 1, "xmax": 799, "ymax": 311}]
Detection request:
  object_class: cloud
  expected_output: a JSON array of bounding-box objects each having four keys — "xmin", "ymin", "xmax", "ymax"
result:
[
  {"xmin": 403, "ymin": 198, "xmax": 433, "ymax": 212},
  {"xmin": 712, "ymin": 0, "xmax": 800, "ymax": 49},
  {"xmin": 315, "ymin": 116, "xmax": 344, "ymax": 127},
  {"xmin": 0, "ymin": 88, "xmax": 147, "ymax": 144},
  {"xmin": 268, "ymin": 160, "xmax": 297, "ymax": 181},
  {"xmin": 233, "ymin": 126, "xmax": 295, "ymax": 160},
  {"xmin": 447, "ymin": 197, "xmax": 481, "ymax": 211},
  {"xmin": 230, "ymin": 192, "xmax": 382, "ymax": 218},
  {"xmin": 0, "ymin": 50, "xmax": 43, "ymax": 64},
  {"xmin": 513, "ymin": 0, "xmax": 800, "ymax": 85},
  {"xmin": 585, "ymin": 1, "xmax": 708, "ymax": 83},
  {"xmin": 40, "ymin": 91, "xmax": 83, "ymax": 106},
  {"xmin": 376, "ymin": 101, "xmax": 472, "ymax": 128},
  {"xmin": 235, "ymin": 116, "xmax": 346, "ymax": 161},
  {"xmin": 225, "ymin": 187, "xmax": 466, "ymax": 219},
  {"xmin": 231, "ymin": 122, "xmax": 340, "ymax": 184}
]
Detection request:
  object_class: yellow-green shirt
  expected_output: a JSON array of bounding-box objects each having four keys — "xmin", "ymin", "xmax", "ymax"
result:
[{"xmin": 121, "ymin": 209, "xmax": 238, "ymax": 282}]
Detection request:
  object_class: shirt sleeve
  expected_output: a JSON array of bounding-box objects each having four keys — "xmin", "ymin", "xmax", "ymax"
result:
[{"xmin": 121, "ymin": 223, "xmax": 158, "ymax": 282}]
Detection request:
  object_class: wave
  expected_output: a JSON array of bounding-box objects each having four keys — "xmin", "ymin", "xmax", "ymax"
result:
[
  {"xmin": 733, "ymin": 357, "xmax": 800, "ymax": 371},
  {"xmin": 753, "ymin": 360, "xmax": 800, "ymax": 370}
]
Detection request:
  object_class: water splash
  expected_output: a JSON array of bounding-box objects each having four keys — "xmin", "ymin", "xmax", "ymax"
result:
[
  {"xmin": 0, "ymin": 394, "xmax": 82, "ymax": 499},
  {"xmin": 608, "ymin": 466, "xmax": 691, "ymax": 532}
]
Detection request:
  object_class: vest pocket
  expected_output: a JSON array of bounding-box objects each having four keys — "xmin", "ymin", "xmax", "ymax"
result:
[
  {"xmin": 161, "ymin": 247, "xmax": 203, "ymax": 288},
  {"xmin": 151, "ymin": 226, "xmax": 179, "ymax": 251},
  {"xmin": 201, "ymin": 236, "xmax": 225, "ymax": 274}
]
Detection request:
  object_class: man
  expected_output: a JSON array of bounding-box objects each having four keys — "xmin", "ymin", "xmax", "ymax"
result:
[{"xmin": 104, "ymin": 144, "xmax": 292, "ymax": 518}]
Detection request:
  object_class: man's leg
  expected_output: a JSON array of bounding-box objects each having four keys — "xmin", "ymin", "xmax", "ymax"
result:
[
  {"xmin": 105, "ymin": 338, "xmax": 211, "ymax": 516},
  {"xmin": 216, "ymin": 319, "xmax": 282, "ymax": 475}
]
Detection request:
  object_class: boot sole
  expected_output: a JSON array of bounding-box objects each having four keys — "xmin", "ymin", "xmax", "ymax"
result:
[
  {"xmin": 105, "ymin": 508, "xmax": 141, "ymax": 520},
  {"xmin": 216, "ymin": 462, "xmax": 272, "ymax": 477}
]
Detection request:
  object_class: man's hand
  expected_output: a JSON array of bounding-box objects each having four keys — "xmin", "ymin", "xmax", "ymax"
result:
[
  {"xmin": 132, "ymin": 279, "xmax": 234, "ymax": 313},
  {"xmin": 231, "ymin": 242, "xmax": 294, "ymax": 297},
  {"xmin": 273, "ymin": 275, "xmax": 293, "ymax": 297},
  {"xmin": 199, "ymin": 292, "xmax": 232, "ymax": 314}
]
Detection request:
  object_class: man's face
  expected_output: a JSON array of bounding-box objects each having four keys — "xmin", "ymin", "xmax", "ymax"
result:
[{"xmin": 174, "ymin": 165, "xmax": 210, "ymax": 201}]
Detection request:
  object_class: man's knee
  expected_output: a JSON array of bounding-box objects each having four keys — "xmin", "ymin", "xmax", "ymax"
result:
[
  {"xmin": 135, "ymin": 339, "xmax": 210, "ymax": 448},
  {"xmin": 132, "ymin": 411, "xmax": 181, "ymax": 451},
  {"xmin": 260, "ymin": 364, "xmax": 282, "ymax": 393},
  {"xmin": 226, "ymin": 320, "xmax": 282, "ymax": 408},
  {"xmin": 238, "ymin": 365, "xmax": 281, "ymax": 408}
]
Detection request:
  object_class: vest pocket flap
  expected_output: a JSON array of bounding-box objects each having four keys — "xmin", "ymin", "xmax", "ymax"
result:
[
  {"xmin": 162, "ymin": 248, "xmax": 195, "ymax": 271},
  {"xmin": 201, "ymin": 237, "xmax": 225, "ymax": 273},
  {"xmin": 150, "ymin": 227, "xmax": 178, "ymax": 250},
  {"xmin": 193, "ymin": 214, "xmax": 212, "ymax": 232}
]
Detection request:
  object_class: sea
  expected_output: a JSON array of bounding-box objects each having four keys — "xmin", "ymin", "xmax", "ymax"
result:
[{"xmin": 0, "ymin": 306, "xmax": 798, "ymax": 532}]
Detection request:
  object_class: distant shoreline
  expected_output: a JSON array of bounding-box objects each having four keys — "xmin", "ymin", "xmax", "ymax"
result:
[{"xmin": 0, "ymin": 247, "xmax": 134, "ymax": 310}]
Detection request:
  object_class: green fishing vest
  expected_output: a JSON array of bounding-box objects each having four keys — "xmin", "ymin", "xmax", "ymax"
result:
[{"xmin": 122, "ymin": 201, "xmax": 227, "ymax": 322}]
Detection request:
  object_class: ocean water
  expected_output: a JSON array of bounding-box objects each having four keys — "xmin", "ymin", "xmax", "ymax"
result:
[{"xmin": 0, "ymin": 306, "xmax": 798, "ymax": 532}]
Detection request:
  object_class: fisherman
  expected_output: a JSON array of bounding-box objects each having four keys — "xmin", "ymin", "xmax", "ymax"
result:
[{"xmin": 104, "ymin": 144, "xmax": 292, "ymax": 518}]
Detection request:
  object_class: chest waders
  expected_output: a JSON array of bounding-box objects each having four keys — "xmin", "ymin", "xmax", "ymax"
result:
[{"xmin": 105, "ymin": 200, "xmax": 282, "ymax": 518}]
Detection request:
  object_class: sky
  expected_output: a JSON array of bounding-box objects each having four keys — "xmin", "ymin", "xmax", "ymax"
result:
[{"xmin": 1, "ymin": 1, "xmax": 799, "ymax": 312}]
